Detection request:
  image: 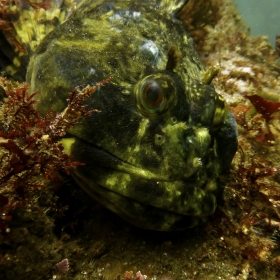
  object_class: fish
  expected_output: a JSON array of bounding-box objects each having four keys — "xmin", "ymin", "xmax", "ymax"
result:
[{"xmin": 0, "ymin": 0, "xmax": 237, "ymax": 231}]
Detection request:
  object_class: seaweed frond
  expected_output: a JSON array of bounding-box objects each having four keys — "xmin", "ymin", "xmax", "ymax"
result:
[{"xmin": 0, "ymin": 77, "xmax": 109, "ymax": 238}]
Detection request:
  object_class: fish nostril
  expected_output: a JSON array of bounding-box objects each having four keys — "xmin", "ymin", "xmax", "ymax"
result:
[
  {"xmin": 171, "ymin": 116, "xmax": 177, "ymax": 124},
  {"xmin": 155, "ymin": 134, "xmax": 165, "ymax": 145}
]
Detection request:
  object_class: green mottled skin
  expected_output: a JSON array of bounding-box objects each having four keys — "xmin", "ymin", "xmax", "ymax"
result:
[{"xmin": 27, "ymin": 0, "xmax": 237, "ymax": 231}]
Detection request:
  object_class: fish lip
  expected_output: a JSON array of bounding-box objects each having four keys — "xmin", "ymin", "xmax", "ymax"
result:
[
  {"xmin": 69, "ymin": 137, "xmax": 198, "ymax": 182},
  {"xmin": 94, "ymin": 150, "xmax": 198, "ymax": 183}
]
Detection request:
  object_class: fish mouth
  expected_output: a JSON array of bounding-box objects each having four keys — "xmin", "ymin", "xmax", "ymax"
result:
[
  {"xmin": 71, "ymin": 170, "xmax": 207, "ymax": 231},
  {"xmin": 88, "ymin": 146, "xmax": 178, "ymax": 182},
  {"xmin": 63, "ymin": 137, "xmax": 216, "ymax": 229},
  {"xmin": 62, "ymin": 136, "xmax": 200, "ymax": 183}
]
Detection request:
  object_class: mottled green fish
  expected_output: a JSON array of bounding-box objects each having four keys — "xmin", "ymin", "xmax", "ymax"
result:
[{"xmin": 1, "ymin": 0, "xmax": 237, "ymax": 230}]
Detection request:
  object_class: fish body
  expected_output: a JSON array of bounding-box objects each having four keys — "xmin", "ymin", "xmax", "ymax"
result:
[{"xmin": 3, "ymin": 0, "xmax": 238, "ymax": 230}]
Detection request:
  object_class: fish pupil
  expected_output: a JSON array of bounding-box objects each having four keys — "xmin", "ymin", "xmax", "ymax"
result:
[{"xmin": 144, "ymin": 82, "xmax": 162, "ymax": 105}]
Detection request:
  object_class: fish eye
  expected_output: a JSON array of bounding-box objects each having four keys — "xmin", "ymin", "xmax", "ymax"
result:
[
  {"xmin": 142, "ymin": 81, "xmax": 163, "ymax": 108},
  {"xmin": 135, "ymin": 74, "xmax": 176, "ymax": 117}
]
